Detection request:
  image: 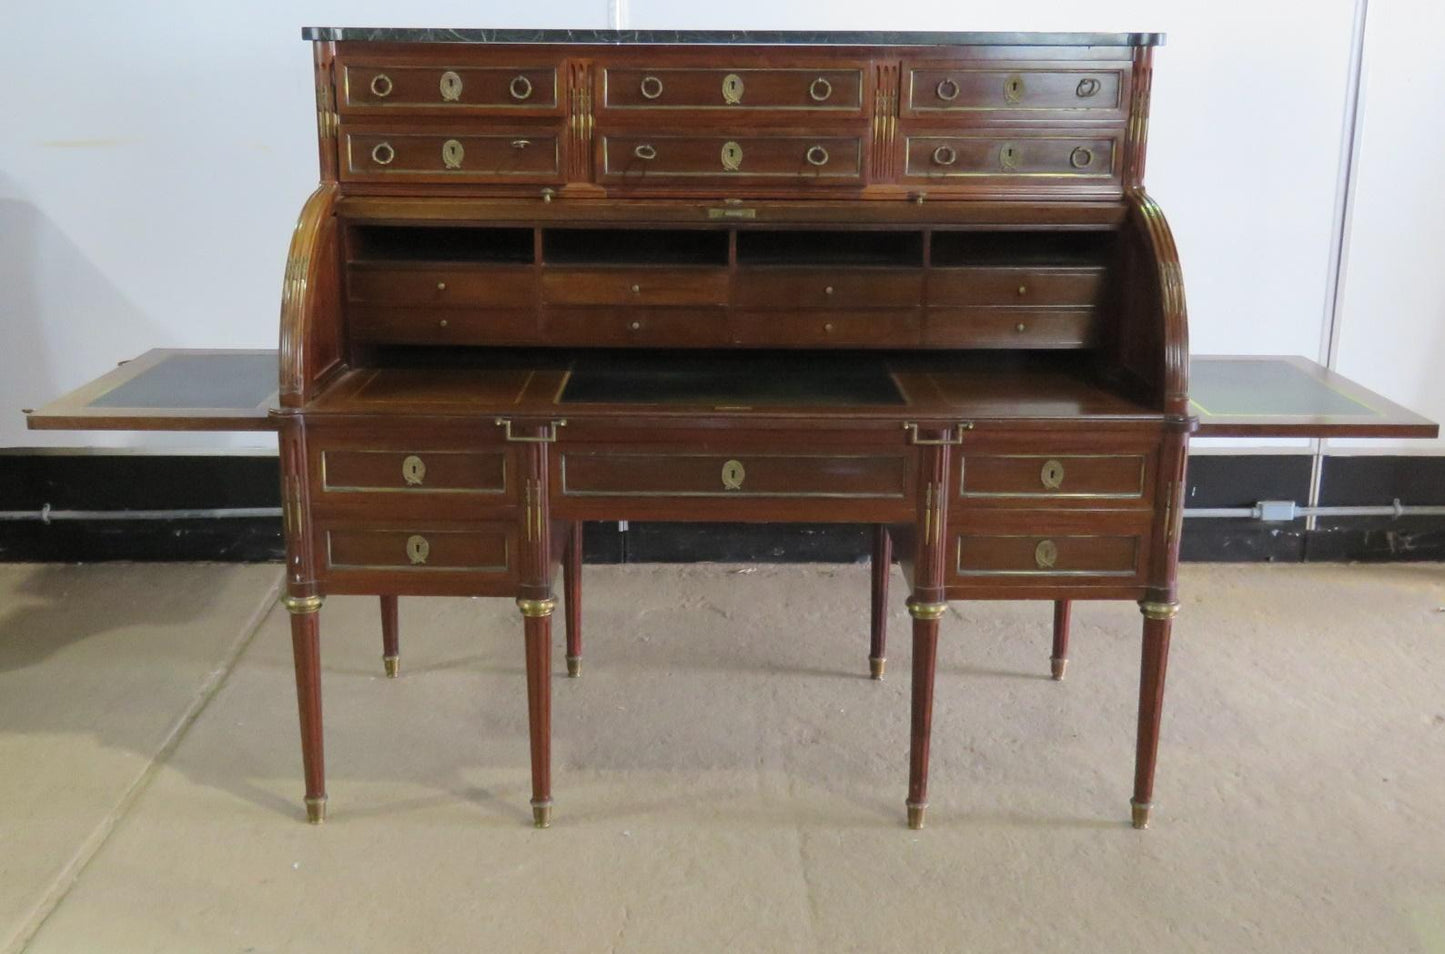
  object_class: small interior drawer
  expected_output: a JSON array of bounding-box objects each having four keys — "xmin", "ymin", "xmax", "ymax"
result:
[
  {"xmin": 928, "ymin": 267, "xmax": 1104, "ymax": 307},
  {"xmin": 955, "ymin": 532, "xmax": 1143, "ymax": 578},
  {"xmin": 542, "ymin": 267, "xmax": 729, "ymax": 306},
  {"xmin": 347, "ymin": 264, "xmax": 535, "ymax": 307},
  {"xmin": 341, "ymin": 64, "xmax": 561, "ymax": 112},
  {"xmin": 733, "ymin": 268, "xmax": 923, "ymax": 309},
  {"xmin": 325, "ymin": 527, "xmax": 511, "ymax": 572},
  {"xmin": 348, "ymin": 307, "xmax": 540, "ymax": 346},
  {"xmin": 601, "ymin": 66, "xmax": 864, "ymax": 112},
  {"xmin": 561, "ymin": 451, "xmax": 909, "ymax": 499},
  {"xmin": 732, "ymin": 310, "xmax": 921, "ymax": 348},
  {"xmin": 924, "ymin": 308, "xmax": 1095, "ymax": 348},
  {"xmin": 961, "ymin": 454, "xmax": 1148, "ymax": 499},
  {"xmin": 906, "ymin": 67, "xmax": 1124, "ymax": 114},
  {"xmin": 321, "ymin": 449, "xmax": 508, "ymax": 494},
  {"xmin": 542, "ymin": 307, "xmax": 730, "ymax": 347}
]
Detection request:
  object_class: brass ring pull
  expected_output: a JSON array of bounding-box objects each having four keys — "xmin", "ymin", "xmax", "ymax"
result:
[
  {"xmin": 406, "ymin": 535, "xmax": 430, "ymax": 566},
  {"xmin": 509, "ymin": 75, "xmax": 533, "ymax": 101},
  {"xmin": 370, "ymin": 73, "xmax": 393, "ymax": 98},
  {"xmin": 1069, "ymin": 146, "xmax": 1094, "ymax": 169},
  {"xmin": 809, "ymin": 77, "xmax": 833, "ymax": 102},
  {"xmin": 370, "ymin": 142, "xmax": 395, "ymax": 165},
  {"xmin": 935, "ymin": 77, "xmax": 960, "ymax": 101},
  {"xmin": 805, "ymin": 145, "xmax": 829, "ymax": 167},
  {"xmin": 640, "ymin": 74, "xmax": 664, "ymax": 100},
  {"xmin": 1076, "ymin": 77, "xmax": 1101, "ymax": 98},
  {"xmin": 402, "ymin": 455, "xmax": 426, "ymax": 486},
  {"xmin": 511, "ymin": 139, "xmax": 531, "ymax": 149},
  {"xmin": 932, "ymin": 145, "xmax": 957, "ymax": 166},
  {"xmin": 633, "ymin": 143, "xmax": 657, "ymax": 160},
  {"xmin": 440, "ymin": 70, "xmax": 463, "ymax": 102}
]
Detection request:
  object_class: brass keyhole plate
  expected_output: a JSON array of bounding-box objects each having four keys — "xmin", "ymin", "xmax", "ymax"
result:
[
  {"xmin": 722, "ymin": 73, "xmax": 745, "ymax": 104},
  {"xmin": 440, "ymin": 70, "xmax": 463, "ymax": 102},
  {"xmin": 721, "ymin": 459, "xmax": 746, "ymax": 490},
  {"xmin": 402, "ymin": 455, "xmax": 426, "ymax": 486},
  {"xmin": 406, "ymin": 535, "xmax": 430, "ymax": 565},
  {"xmin": 1034, "ymin": 539, "xmax": 1058, "ymax": 569},
  {"xmin": 1040, "ymin": 459, "xmax": 1065, "ymax": 490},
  {"xmin": 721, "ymin": 141, "xmax": 744, "ymax": 171}
]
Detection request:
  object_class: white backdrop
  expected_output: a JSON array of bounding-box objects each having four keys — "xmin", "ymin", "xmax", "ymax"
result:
[{"xmin": 1, "ymin": 1, "xmax": 1438, "ymax": 454}]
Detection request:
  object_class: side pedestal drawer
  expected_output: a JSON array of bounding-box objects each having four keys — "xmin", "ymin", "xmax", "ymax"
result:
[
  {"xmin": 317, "ymin": 522, "xmax": 519, "ymax": 596},
  {"xmin": 945, "ymin": 513, "xmax": 1153, "ymax": 592}
]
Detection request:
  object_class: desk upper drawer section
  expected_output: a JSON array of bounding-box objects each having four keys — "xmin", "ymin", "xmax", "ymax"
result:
[
  {"xmin": 342, "ymin": 128, "xmax": 563, "ymax": 183},
  {"xmin": 601, "ymin": 66, "xmax": 865, "ymax": 114},
  {"xmin": 905, "ymin": 64, "xmax": 1128, "ymax": 120},
  {"xmin": 340, "ymin": 62, "xmax": 562, "ymax": 115}
]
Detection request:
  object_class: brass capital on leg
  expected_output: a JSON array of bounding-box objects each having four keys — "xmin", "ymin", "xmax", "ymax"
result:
[
  {"xmin": 1138, "ymin": 600, "xmax": 1180, "ymax": 621},
  {"xmin": 516, "ymin": 597, "xmax": 557, "ymax": 618},
  {"xmin": 906, "ymin": 600, "xmax": 948, "ymax": 621},
  {"xmin": 282, "ymin": 594, "xmax": 324, "ymax": 615},
  {"xmin": 305, "ymin": 795, "xmax": 328, "ymax": 824},
  {"xmin": 1130, "ymin": 799, "xmax": 1151, "ymax": 829}
]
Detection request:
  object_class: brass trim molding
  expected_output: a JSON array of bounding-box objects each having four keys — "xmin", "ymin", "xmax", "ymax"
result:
[
  {"xmin": 907, "ymin": 600, "xmax": 948, "ymax": 621},
  {"xmin": 1138, "ymin": 600, "xmax": 1180, "ymax": 620},
  {"xmin": 282, "ymin": 594, "xmax": 324, "ymax": 615},
  {"xmin": 517, "ymin": 597, "xmax": 557, "ymax": 618}
]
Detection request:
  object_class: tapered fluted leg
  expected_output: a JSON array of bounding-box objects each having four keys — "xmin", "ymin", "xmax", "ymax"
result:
[
  {"xmin": 1132, "ymin": 601, "xmax": 1178, "ymax": 829},
  {"xmin": 564, "ymin": 522, "xmax": 582, "ymax": 678},
  {"xmin": 519, "ymin": 597, "xmax": 555, "ymax": 828},
  {"xmin": 380, "ymin": 595, "xmax": 399, "ymax": 678},
  {"xmin": 1050, "ymin": 599, "xmax": 1071, "ymax": 680},
  {"xmin": 906, "ymin": 601, "xmax": 945, "ymax": 829},
  {"xmin": 284, "ymin": 594, "xmax": 326, "ymax": 824},
  {"xmin": 869, "ymin": 526, "xmax": 891, "ymax": 679}
]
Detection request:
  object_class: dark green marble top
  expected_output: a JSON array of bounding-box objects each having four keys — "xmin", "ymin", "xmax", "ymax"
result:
[{"xmin": 301, "ymin": 27, "xmax": 1164, "ymax": 47}]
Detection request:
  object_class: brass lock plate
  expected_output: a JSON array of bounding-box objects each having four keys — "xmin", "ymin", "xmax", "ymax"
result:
[
  {"xmin": 439, "ymin": 70, "xmax": 463, "ymax": 102},
  {"xmin": 722, "ymin": 73, "xmax": 745, "ymax": 104},
  {"xmin": 721, "ymin": 459, "xmax": 746, "ymax": 490},
  {"xmin": 720, "ymin": 140, "xmax": 744, "ymax": 171},
  {"xmin": 1040, "ymin": 459, "xmax": 1065, "ymax": 490},
  {"xmin": 402, "ymin": 455, "xmax": 426, "ymax": 486},
  {"xmin": 406, "ymin": 534, "xmax": 430, "ymax": 565},
  {"xmin": 1034, "ymin": 539, "xmax": 1058, "ymax": 569},
  {"xmin": 442, "ymin": 139, "xmax": 465, "ymax": 169}
]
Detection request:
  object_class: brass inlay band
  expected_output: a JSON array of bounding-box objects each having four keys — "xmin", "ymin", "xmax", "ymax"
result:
[
  {"xmin": 370, "ymin": 73, "xmax": 393, "ymax": 98},
  {"xmin": 721, "ymin": 140, "xmax": 743, "ymax": 171},
  {"xmin": 1040, "ymin": 459, "xmax": 1065, "ymax": 490},
  {"xmin": 721, "ymin": 459, "xmax": 746, "ymax": 491},
  {"xmin": 517, "ymin": 597, "xmax": 557, "ymax": 618},
  {"xmin": 722, "ymin": 73, "xmax": 744, "ymax": 104},
  {"xmin": 1034, "ymin": 539, "xmax": 1059, "ymax": 569},
  {"xmin": 402, "ymin": 455, "xmax": 426, "ymax": 486},
  {"xmin": 1139, "ymin": 600, "xmax": 1180, "ymax": 620},
  {"xmin": 282, "ymin": 594, "xmax": 324, "ymax": 615},
  {"xmin": 907, "ymin": 601, "xmax": 948, "ymax": 621},
  {"xmin": 509, "ymin": 74, "xmax": 532, "ymax": 101},
  {"xmin": 441, "ymin": 139, "xmax": 465, "ymax": 169},
  {"xmin": 439, "ymin": 70, "xmax": 463, "ymax": 102},
  {"xmin": 405, "ymin": 534, "xmax": 430, "ymax": 565},
  {"xmin": 903, "ymin": 421, "xmax": 974, "ymax": 446}
]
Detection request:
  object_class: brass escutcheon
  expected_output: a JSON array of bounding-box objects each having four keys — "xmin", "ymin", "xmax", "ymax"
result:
[
  {"xmin": 442, "ymin": 139, "xmax": 465, "ymax": 169},
  {"xmin": 1070, "ymin": 146, "xmax": 1094, "ymax": 169},
  {"xmin": 402, "ymin": 455, "xmax": 426, "ymax": 486},
  {"xmin": 805, "ymin": 144, "xmax": 829, "ymax": 167},
  {"xmin": 809, "ymin": 76, "xmax": 832, "ymax": 102},
  {"xmin": 935, "ymin": 77, "xmax": 960, "ymax": 101},
  {"xmin": 1040, "ymin": 459, "xmax": 1065, "ymax": 490},
  {"xmin": 1004, "ymin": 74, "xmax": 1025, "ymax": 103},
  {"xmin": 370, "ymin": 141, "xmax": 395, "ymax": 166},
  {"xmin": 721, "ymin": 140, "xmax": 744, "ymax": 171},
  {"xmin": 440, "ymin": 70, "xmax": 463, "ymax": 102},
  {"xmin": 370, "ymin": 73, "xmax": 394, "ymax": 98},
  {"xmin": 405, "ymin": 535, "xmax": 430, "ymax": 565},
  {"xmin": 722, "ymin": 72, "xmax": 745, "ymax": 104},
  {"xmin": 721, "ymin": 459, "xmax": 746, "ymax": 490},
  {"xmin": 932, "ymin": 144, "xmax": 957, "ymax": 166},
  {"xmin": 509, "ymin": 74, "xmax": 532, "ymax": 101},
  {"xmin": 633, "ymin": 143, "xmax": 657, "ymax": 160},
  {"xmin": 640, "ymin": 74, "xmax": 664, "ymax": 100},
  {"xmin": 999, "ymin": 143, "xmax": 1019, "ymax": 171},
  {"xmin": 1035, "ymin": 539, "xmax": 1058, "ymax": 570}
]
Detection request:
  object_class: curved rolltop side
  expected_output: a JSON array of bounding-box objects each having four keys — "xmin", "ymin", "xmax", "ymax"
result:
[
  {"xmin": 278, "ymin": 183, "xmax": 344, "ymax": 409},
  {"xmin": 1117, "ymin": 189, "xmax": 1191, "ymax": 422}
]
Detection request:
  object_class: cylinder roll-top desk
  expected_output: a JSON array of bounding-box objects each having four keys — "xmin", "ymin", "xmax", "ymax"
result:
[{"xmin": 26, "ymin": 28, "xmax": 1437, "ymax": 830}]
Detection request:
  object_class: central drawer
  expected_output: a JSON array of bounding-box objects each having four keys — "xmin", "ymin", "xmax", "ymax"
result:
[
  {"xmin": 599, "ymin": 134, "xmax": 864, "ymax": 184},
  {"xmin": 561, "ymin": 451, "xmax": 909, "ymax": 499},
  {"xmin": 601, "ymin": 66, "xmax": 864, "ymax": 112}
]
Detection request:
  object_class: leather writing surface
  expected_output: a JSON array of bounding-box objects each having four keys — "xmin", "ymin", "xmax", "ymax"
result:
[{"xmin": 90, "ymin": 353, "xmax": 278, "ymax": 410}]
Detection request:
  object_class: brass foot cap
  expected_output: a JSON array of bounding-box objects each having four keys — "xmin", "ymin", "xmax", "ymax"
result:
[
  {"xmin": 906, "ymin": 803, "xmax": 926, "ymax": 830},
  {"xmin": 383, "ymin": 655, "xmax": 400, "ymax": 679},
  {"xmin": 304, "ymin": 796, "xmax": 328, "ymax": 825},
  {"xmin": 1130, "ymin": 799, "xmax": 1151, "ymax": 830},
  {"xmin": 1050, "ymin": 657, "xmax": 1067, "ymax": 681},
  {"xmin": 532, "ymin": 801, "xmax": 553, "ymax": 829},
  {"xmin": 869, "ymin": 657, "xmax": 886, "ymax": 680},
  {"xmin": 566, "ymin": 655, "xmax": 581, "ymax": 678}
]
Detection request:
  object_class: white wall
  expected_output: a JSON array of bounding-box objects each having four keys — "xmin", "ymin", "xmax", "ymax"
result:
[{"xmin": 1, "ymin": 1, "xmax": 1439, "ymax": 455}]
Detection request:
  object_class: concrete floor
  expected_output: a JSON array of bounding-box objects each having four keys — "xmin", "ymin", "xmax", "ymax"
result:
[{"xmin": 0, "ymin": 562, "xmax": 1442, "ymax": 953}]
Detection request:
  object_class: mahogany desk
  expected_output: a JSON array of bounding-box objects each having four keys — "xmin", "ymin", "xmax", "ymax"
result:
[{"xmin": 26, "ymin": 29, "xmax": 1437, "ymax": 832}]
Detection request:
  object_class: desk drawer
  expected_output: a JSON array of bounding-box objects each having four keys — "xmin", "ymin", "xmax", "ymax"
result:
[
  {"xmin": 602, "ymin": 67, "xmax": 864, "ymax": 112},
  {"xmin": 599, "ymin": 134, "xmax": 863, "ymax": 184},
  {"xmin": 322, "ymin": 449, "xmax": 508, "ymax": 495},
  {"xmin": 928, "ymin": 267, "xmax": 1105, "ymax": 307},
  {"xmin": 542, "ymin": 307, "xmax": 730, "ymax": 347},
  {"xmin": 954, "ymin": 532, "xmax": 1143, "ymax": 579},
  {"xmin": 341, "ymin": 64, "xmax": 561, "ymax": 113},
  {"xmin": 347, "ymin": 264, "xmax": 536, "ymax": 307},
  {"xmin": 906, "ymin": 66, "xmax": 1125, "ymax": 116},
  {"xmin": 342, "ymin": 129, "xmax": 562, "ymax": 183},
  {"xmin": 902, "ymin": 133, "xmax": 1117, "ymax": 182},
  {"xmin": 561, "ymin": 451, "xmax": 910, "ymax": 499},
  {"xmin": 542, "ymin": 267, "xmax": 729, "ymax": 306},
  {"xmin": 961, "ymin": 454, "xmax": 1148, "ymax": 500},
  {"xmin": 925, "ymin": 308, "xmax": 1096, "ymax": 348},
  {"xmin": 326, "ymin": 527, "xmax": 511, "ymax": 573},
  {"xmin": 732, "ymin": 310, "xmax": 921, "ymax": 348},
  {"xmin": 349, "ymin": 307, "xmax": 540, "ymax": 346},
  {"xmin": 734, "ymin": 268, "xmax": 923, "ymax": 309}
]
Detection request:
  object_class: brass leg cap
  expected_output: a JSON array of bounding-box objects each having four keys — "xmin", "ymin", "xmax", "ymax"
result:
[
  {"xmin": 566, "ymin": 655, "xmax": 581, "ymax": 678},
  {"xmin": 1050, "ymin": 657, "xmax": 1067, "ymax": 681},
  {"xmin": 383, "ymin": 655, "xmax": 400, "ymax": 679},
  {"xmin": 305, "ymin": 796, "xmax": 328, "ymax": 825},
  {"xmin": 906, "ymin": 803, "xmax": 926, "ymax": 830},
  {"xmin": 869, "ymin": 656, "xmax": 886, "ymax": 680},
  {"xmin": 1131, "ymin": 799, "xmax": 1151, "ymax": 830},
  {"xmin": 531, "ymin": 801, "xmax": 553, "ymax": 829}
]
